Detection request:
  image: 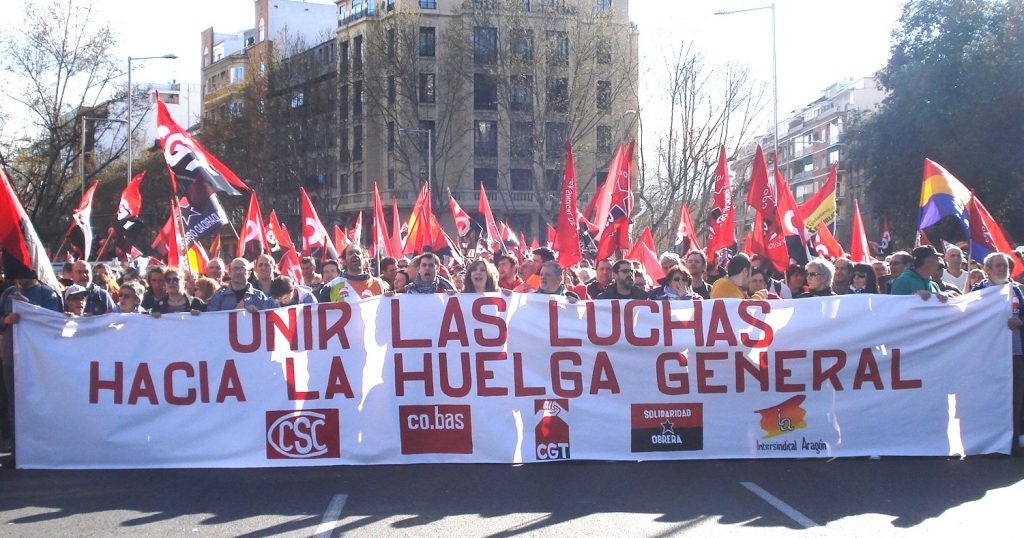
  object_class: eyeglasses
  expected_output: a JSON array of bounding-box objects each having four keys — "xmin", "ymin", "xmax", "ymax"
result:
[
  {"xmin": 165, "ymin": 277, "xmax": 180, "ymax": 283},
  {"xmin": 807, "ymin": 272, "xmax": 822, "ymax": 278}
]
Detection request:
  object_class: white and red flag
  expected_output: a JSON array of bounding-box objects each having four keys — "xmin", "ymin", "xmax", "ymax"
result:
[
  {"xmin": 65, "ymin": 182, "xmax": 98, "ymax": 261},
  {"xmin": 300, "ymin": 187, "xmax": 337, "ymax": 260},
  {"xmin": 237, "ymin": 192, "xmax": 267, "ymax": 261},
  {"xmin": 674, "ymin": 202, "xmax": 700, "ymax": 255},
  {"xmin": 706, "ymin": 145, "xmax": 735, "ymax": 254}
]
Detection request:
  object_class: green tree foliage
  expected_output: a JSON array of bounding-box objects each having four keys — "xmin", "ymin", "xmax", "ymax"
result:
[{"xmin": 847, "ymin": 0, "xmax": 1024, "ymax": 246}]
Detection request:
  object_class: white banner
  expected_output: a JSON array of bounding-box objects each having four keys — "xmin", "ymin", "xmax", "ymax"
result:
[{"xmin": 14, "ymin": 287, "xmax": 1014, "ymax": 469}]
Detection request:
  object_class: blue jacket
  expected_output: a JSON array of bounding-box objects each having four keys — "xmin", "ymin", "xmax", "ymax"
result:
[{"xmin": 207, "ymin": 283, "xmax": 277, "ymax": 312}]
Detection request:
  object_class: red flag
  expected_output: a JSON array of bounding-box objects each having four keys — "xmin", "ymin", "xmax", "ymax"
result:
[
  {"xmin": 516, "ymin": 231, "xmax": 530, "ymax": 261},
  {"xmin": 0, "ymin": 165, "xmax": 59, "ymax": 288},
  {"xmin": 334, "ymin": 225, "xmax": 350, "ymax": 254},
  {"xmin": 706, "ymin": 145, "xmax": 735, "ymax": 254},
  {"xmin": 156, "ymin": 97, "xmax": 248, "ymax": 195},
  {"xmin": 596, "ymin": 218, "xmax": 630, "ymax": 261},
  {"xmin": 775, "ymin": 168, "xmax": 811, "ymax": 264},
  {"xmin": 596, "ymin": 141, "xmax": 635, "ymax": 240},
  {"xmin": 554, "ymin": 143, "xmax": 583, "ymax": 268},
  {"xmin": 741, "ymin": 231, "xmax": 753, "ymax": 257},
  {"xmin": 447, "ymin": 188, "xmax": 474, "ymax": 237},
  {"xmin": 478, "ymin": 184, "xmax": 503, "ymax": 252},
  {"xmin": 674, "ymin": 203, "xmax": 701, "ymax": 255},
  {"xmin": 278, "ymin": 248, "xmax": 303, "ymax": 282},
  {"xmin": 625, "ymin": 228, "xmax": 666, "ymax": 282},
  {"xmin": 747, "ymin": 212, "xmax": 769, "ymax": 261},
  {"xmin": 812, "ymin": 221, "xmax": 845, "ymax": 259},
  {"xmin": 968, "ymin": 193, "xmax": 1021, "ymax": 276},
  {"xmin": 152, "ymin": 202, "xmax": 186, "ymax": 267},
  {"xmin": 545, "ymin": 223, "xmax": 557, "ymax": 249},
  {"xmin": 371, "ymin": 182, "xmax": 392, "ymax": 258},
  {"xmin": 390, "ymin": 198, "xmax": 403, "ymax": 256},
  {"xmin": 266, "ymin": 210, "xmax": 294, "ymax": 253},
  {"xmin": 349, "ymin": 211, "xmax": 363, "ymax": 246},
  {"xmin": 300, "ymin": 187, "xmax": 338, "ymax": 260},
  {"xmin": 745, "ymin": 145, "xmax": 789, "ymax": 272},
  {"xmin": 117, "ymin": 172, "xmax": 145, "ymax": 222},
  {"xmin": 237, "ymin": 193, "xmax": 267, "ymax": 261},
  {"xmin": 209, "ymin": 234, "xmax": 222, "ymax": 259},
  {"xmin": 849, "ymin": 199, "xmax": 871, "ymax": 263},
  {"xmin": 593, "ymin": 143, "xmax": 624, "ymax": 234},
  {"xmin": 403, "ymin": 184, "xmax": 429, "ymax": 256}
]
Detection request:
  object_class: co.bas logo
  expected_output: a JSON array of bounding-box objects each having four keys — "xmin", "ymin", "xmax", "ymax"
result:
[{"xmin": 265, "ymin": 409, "xmax": 341, "ymax": 459}]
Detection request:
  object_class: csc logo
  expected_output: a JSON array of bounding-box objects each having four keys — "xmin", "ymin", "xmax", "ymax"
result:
[{"xmin": 265, "ymin": 409, "xmax": 341, "ymax": 459}]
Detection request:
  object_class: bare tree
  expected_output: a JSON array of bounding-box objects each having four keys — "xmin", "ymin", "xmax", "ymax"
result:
[{"xmin": 635, "ymin": 43, "xmax": 768, "ymax": 250}]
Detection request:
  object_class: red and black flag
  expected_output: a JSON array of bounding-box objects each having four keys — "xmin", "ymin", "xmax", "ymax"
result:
[
  {"xmin": 0, "ymin": 165, "xmax": 59, "ymax": 288},
  {"xmin": 156, "ymin": 97, "xmax": 247, "ymax": 245}
]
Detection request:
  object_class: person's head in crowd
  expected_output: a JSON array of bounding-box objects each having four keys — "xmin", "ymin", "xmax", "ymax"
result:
[
  {"xmin": 164, "ymin": 267, "xmax": 187, "ymax": 298},
  {"xmin": 685, "ymin": 250, "xmax": 707, "ymax": 281},
  {"xmin": 612, "ymin": 259, "xmax": 636, "ymax": 293},
  {"xmin": 726, "ymin": 253, "xmax": 752, "ymax": 288},
  {"xmin": 117, "ymin": 281, "xmax": 145, "ymax": 313},
  {"xmin": 983, "ymin": 252, "xmax": 1013, "ymax": 285},
  {"xmin": 967, "ymin": 268, "xmax": 985, "ymax": 290},
  {"xmin": 665, "ymin": 265, "xmax": 694, "ymax": 296},
  {"xmin": 659, "ymin": 252, "xmax": 681, "ymax": 276},
  {"xmin": 911, "ymin": 245, "xmax": 941, "ymax": 275},
  {"xmin": 206, "ymin": 257, "xmax": 225, "ymax": 281},
  {"xmin": 463, "ymin": 259, "xmax": 499, "ymax": 293},
  {"xmin": 595, "ymin": 258, "xmax": 613, "ymax": 286},
  {"xmin": 397, "ymin": 257, "xmax": 410, "ymax": 271},
  {"xmin": 71, "ymin": 260, "xmax": 91, "ymax": 286},
  {"xmin": 254, "ymin": 254, "xmax": 276, "ymax": 283},
  {"xmin": 64, "ymin": 284, "xmax": 89, "ymax": 316},
  {"xmin": 379, "ymin": 257, "xmax": 398, "ymax": 285},
  {"xmin": 833, "ymin": 257, "xmax": 853, "ymax": 288},
  {"xmin": 519, "ymin": 258, "xmax": 537, "ymax": 279},
  {"xmin": 322, "ymin": 259, "xmax": 341, "ymax": 281},
  {"xmin": 577, "ymin": 267, "xmax": 594, "ymax": 283},
  {"xmin": 394, "ymin": 269, "xmax": 410, "ymax": 292},
  {"xmin": 631, "ymin": 259, "xmax": 647, "ymax": 289},
  {"xmin": 418, "ymin": 252, "xmax": 440, "ymax": 283},
  {"xmin": 563, "ymin": 266, "xmax": 582, "ymax": 288},
  {"xmin": 872, "ymin": 260, "xmax": 889, "ymax": 280},
  {"xmin": 194, "ymin": 276, "xmax": 220, "ymax": 302},
  {"xmin": 805, "ymin": 258, "xmax": 835, "ymax": 292},
  {"xmin": 299, "ymin": 256, "xmax": 319, "ymax": 280},
  {"xmin": 945, "ymin": 246, "xmax": 965, "ymax": 276},
  {"xmin": 228, "ymin": 257, "xmax": 252, "ymax": 288},
  {"xmin": 850, "ymin": 262, "xmax": 879, "ymax": 293},
  {"xmin": 750, "ymin": 255, "xmax": 767, "ymax": 272},
  {"xmin": 889, "ymin": 251, "xmax": 912, "ymax": 277},
  {"xmin": 410, "ymin": 255, "xmax": 423, "ymax": 274},
  {"xmin": 495, "ymin": 252, "xmax": 519, "ymax": 283},
  {"xmin": 269, "ymin": 275, "xmax": 299, "ymax": 306},
  {"xmin": 748, "ymin": 268, "xmax": 769, "ymax": 294},
  {"xmin": 184, "ymin": 270, "xmax": 198, "ymax": 297},
  {"xmin": 785, "ymin": 263, "xmax": 807, "ymax": 294},
  {"xmin": 538, "ymin": 261, "xmax": 564, "ymax": 294},
  {"xmin": 343, "ymin": 244, "xmax": 366, "ymax": 275},
  {"xmin": 533, "ymin": 247, "xmax": 556, "ymax": 266},
  {"xmin": 93, "ymin": 263, "xmax": 111, "ymax": 286},
  {"xmin": 146, "ymin": 265, "xmax": 167, "ymax": 298}
]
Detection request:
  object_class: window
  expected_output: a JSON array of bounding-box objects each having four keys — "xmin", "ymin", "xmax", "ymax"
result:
[
  {"xmin": 547, "ymin": 78, "xmax": 569, "ymax": 113},
  {"xmin": 510, "ymin": 75, "xmax": 533, "ymax": 112},
  {"xmin": 546, "ymin": 31, "xmax": 569, "ymax": 66},
  {"xmin": 387, "ymin": 169, "xmax": 396, "ymax": 189},
  {"xmin": 473, "ymin": 27, "xmax": 498, "ymax": 64},
  {"xmin": 545, "ymin": 122, "xmax": 568, "ymax": 158},
  {"xmin": 387, "ymin": 76, "xmax": 396, "ymax": 105},
  {"xmin": 353, "ymin": 125, "xmax": 363, "ymax": 161},
  {"xmin": 387, "ymin": 28, "xmax": 396, "ymax": 59},
  {"xmin": 474, "ymin": 168, "xmax": 498, "ymax": 190},
  {"xmin": 545, "ymin": 169, "xmax": 561, "ymax": 191},
  {"xmin": 596, "ymin": 80, "xmax": 611, "ymax": 111},
  {"xmin": 510, "ymin": 169, "xmax": 533, "ymax": 191},
  {"xmin": 339, "ymin": 85, "xmax": 349, "ymax": 119},
  {"xmin": 474, "ymin": 120, "xmax": 498, "ymax": 157},
  {"xmin": 352, "ymin": 80, "xmax": 363, "ymax": 117},
  {"xmin": 419, "ymin": 27, "xmax": 436, "ymax": 57},
  {"xmin": 828, "ymin": 148, "xmax": 840, "ymax": 165},
  {"xmin": 596, "ymin": 125, "xmax": 612, "ymax": 155},
  {"xmin": 340, "ymin": 40, "xmax": 350, "ymax": 74},
  {"xmin": 597, "ymin": 0, "xmax": 612, "ymax": 11},
  {"xmin": 291, "ymin": 91, "xmax": 305, "ymax": 108},
  {"xmin": 474, "ymin": 73, "xmax": 497, "ymax": 110},
  {"xmin": 419, "ymin": 73, "xmax": 435, "ymax": 103},
  {"xmin": 230, "ymin": 66, "xmax": 245, "ymax": 83},
  {"xmin": 597, "ymin": 38, "xmax": 611, "ymax": 64},
  {"xmin": 419, "ymin": 0, "xmax": 437, "ymax": 8},
  {"xmin": 802, "ymin": 155, "xmax": 813, "ymax": 173},
  {"xmin": 353, "ymin": 171, "xmax": 363, "ymax": 193},
  {"xmin": 388, "ymin": 122, "xmax": 395, "ymax": 152},
  {"xmin": 353, "ymin": 35, "xmax": 364, "ymax": 71},
  {"xmin": 511, "ymin": 29, "xmax": 533, "ymax": 63},
  {"xmin": 340, "ymin": 173, "xmax": 349, "ymax": 194},
  {"xmin": 511, "ymin": 121, "xmax": 534, "ymax": 159}
]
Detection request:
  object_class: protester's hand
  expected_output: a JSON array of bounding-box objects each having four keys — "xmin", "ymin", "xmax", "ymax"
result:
[
  {"xmin": 384, "ymin": 290, "xmax": 395, "ymax": 297},
  {"xmin": 3, "ymin": 313, "xmax": 19, "ymax": 325},
  {"xmin": 150, "ymin": 311, "xmax": 162, "ymax": 319},
  {"xmin": 513, "ymin": 283, "xmax": 533, "ymax": 293},
  {"xmin": 189, "ymin": 309, "xmax": 201, "ymax": 316},
  {"xmin": 245, "ymin": 304, "xmax": 259, "ymax": 314},
  {"xmin": 1009, "ymin": 317, "xmax": 1023, "ymax": 331},
  {"xmin": 10, "ymin": 291, "xmax": 26, "ymax": 303},
  {"xmin": 445, "ymin": 289, "xmax": 457, "ymax": 296},
  {"xmin": 916, "ymin": 291, "xmax": 931, "ymax": 301},
  {"xmin": 935, "ymin": 292, "xmax": 948, "ymax": 303}
]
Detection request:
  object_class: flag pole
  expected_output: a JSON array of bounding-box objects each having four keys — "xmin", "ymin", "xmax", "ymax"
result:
[
  {"xmin": 93, "ymin": 228, "xmax": 117, "ymax": 262},
  {"xmin": 967, "ymin": 191, "xmax": 975, "ymax": 269}
]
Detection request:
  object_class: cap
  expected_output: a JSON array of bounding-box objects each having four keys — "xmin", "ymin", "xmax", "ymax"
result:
[
  {"xmin": 63, "ymin": 284, "xmax": 89, "ymax": 300},
  {"xmin": 911, "ymin": 245, "xmax": 939, "ymax": 262}
]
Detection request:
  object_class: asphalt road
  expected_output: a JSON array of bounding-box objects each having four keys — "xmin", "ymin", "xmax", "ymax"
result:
[{"xmin": 1, "ymin": 455, "xmax": 1023, "ymax": 536}]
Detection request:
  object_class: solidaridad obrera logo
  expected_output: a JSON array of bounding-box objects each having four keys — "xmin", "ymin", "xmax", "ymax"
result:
[{"xmin": 754, "ymin": 395, "xmax": 828, "ymax": 454}]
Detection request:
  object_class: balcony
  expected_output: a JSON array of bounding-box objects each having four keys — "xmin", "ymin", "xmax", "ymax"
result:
[{"xmin": 328, "ymin": 186, "xmax": 593, "ymax": 214}]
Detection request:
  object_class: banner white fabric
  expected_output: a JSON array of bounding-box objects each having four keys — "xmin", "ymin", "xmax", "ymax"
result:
[{"xmin": 13, "ymin": 286, "xmax": 1014, "ymax": 469}]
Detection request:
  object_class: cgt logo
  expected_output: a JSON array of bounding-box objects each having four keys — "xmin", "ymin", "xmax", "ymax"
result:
[
  {"xmin": 399, "ymin": 405, "xmax": 473, "ymax": 455},
  {"xmin": 265, "ymin": 409, "xmax": 341, "ymax": 459},
  {"xmin": 534, "ymin": 399, "xmax": 570, "ymax": 461}
]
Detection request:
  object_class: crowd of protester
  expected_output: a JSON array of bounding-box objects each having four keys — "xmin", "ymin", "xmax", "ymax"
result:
[{"xmin": 1, "ymin": 240, "xmax": 1022, "ymax": 461}]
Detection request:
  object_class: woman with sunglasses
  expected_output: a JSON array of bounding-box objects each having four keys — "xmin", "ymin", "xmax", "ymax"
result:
[
  {"xmin": 650, "ymin": 266, "xmax": 702, "ymax": 300},
  {"xmin": 847, "ymin": 263, "xmax": 880, "ymax": 294},
  {"xmin": 115, "ymin": 281, "xmax": 146, "ymax": 313},
  {"xmin": 150, "ymin": 267, "xmax": 206, "ymax": 317},
  {"xmin": 797, "ymin": 258, "xmax": 838, "ymax": 298}
]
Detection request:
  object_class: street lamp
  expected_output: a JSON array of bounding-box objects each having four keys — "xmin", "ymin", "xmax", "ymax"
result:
[
  {"xmin": 127, "ymin": 53, "xmax": 177, "ymax": 184},
  {"xmin": 715, "ymin": 4, "xmax": 778, "ymax": 165},
  {"xmin": 399, "ymin": 126, "xmax": 433, "ymax": 196},
  {"xmin": 81, "ymin": 116, "xmax": 128, "ymax": 197}
]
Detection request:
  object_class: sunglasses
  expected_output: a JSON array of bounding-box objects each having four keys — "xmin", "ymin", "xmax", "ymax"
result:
[
  {"xmin": 165, "ymin": 277, "xmax": 180, "ymax": 283},
  {"xmin": 807, "ymin": 272, "xmax": 822, "ymax": 278}
]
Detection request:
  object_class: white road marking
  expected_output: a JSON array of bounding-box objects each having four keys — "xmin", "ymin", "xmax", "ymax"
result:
[
  {"xmin": 313, "ymin": 493, "xmax": 349, "ymax": 538},
  {"xmin": 740, "ymin": 481, "xmax": 819, "ymax": 529}
]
